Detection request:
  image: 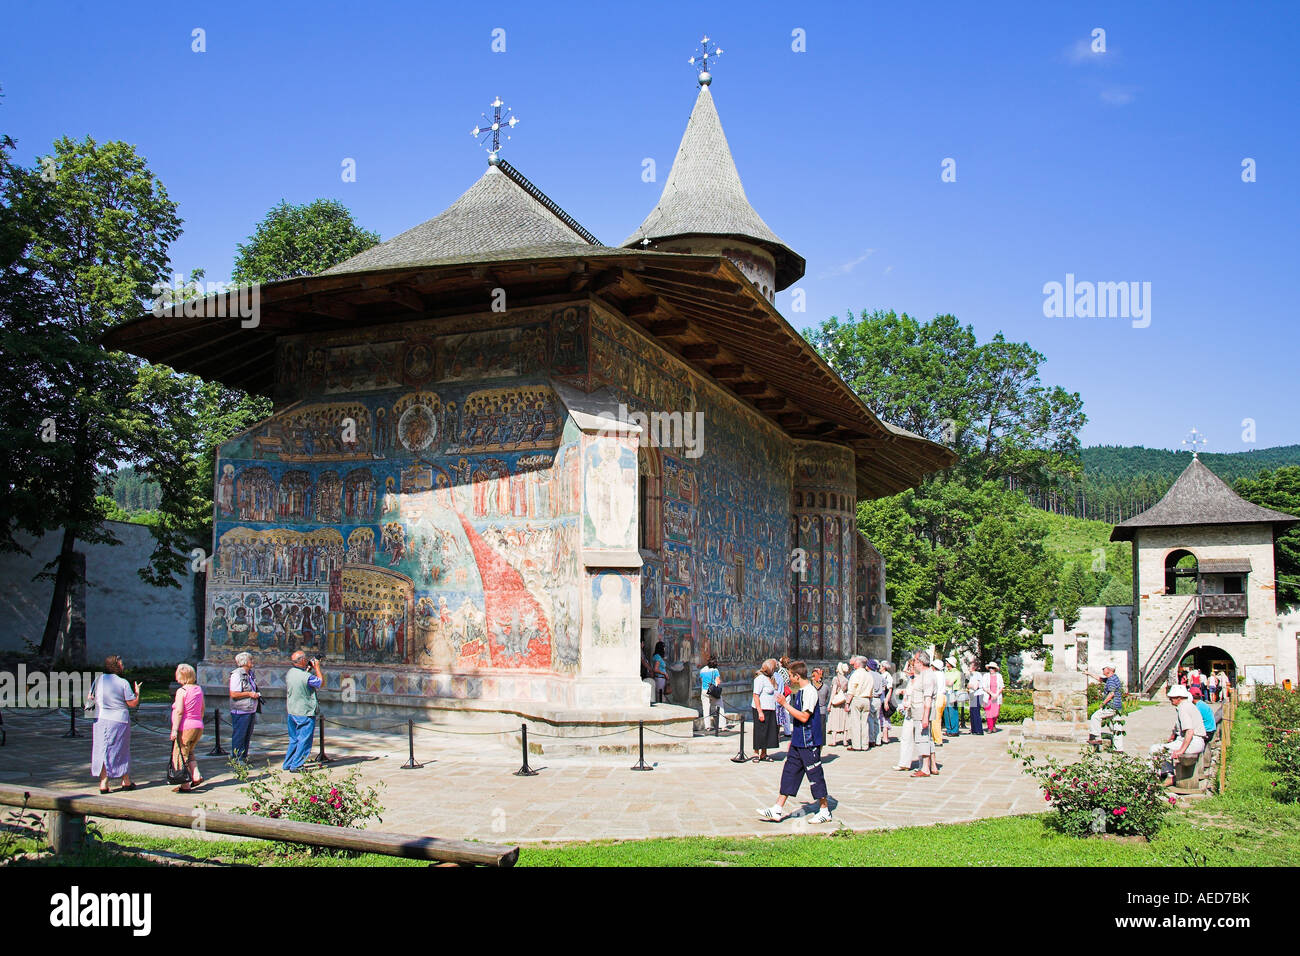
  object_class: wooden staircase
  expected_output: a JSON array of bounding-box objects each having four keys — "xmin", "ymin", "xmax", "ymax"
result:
[{"xmin": 1139, "ymin": 595, "xmax": 1200, "ymax": 696}]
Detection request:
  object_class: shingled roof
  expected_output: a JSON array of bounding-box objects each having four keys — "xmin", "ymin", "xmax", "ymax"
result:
[
  {"xmin": 325, "ymin": 163, "xmax": 598, "ymax": 275},
  {"xmin": 622, "ymin": 84, "xmax": 804, "ymax": 290},
  {"xmin": 1110, "ymin": 457, "xmax": 1299, "ymax": 541}
]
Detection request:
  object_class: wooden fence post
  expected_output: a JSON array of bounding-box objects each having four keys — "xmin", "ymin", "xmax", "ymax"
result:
[{"xmin": 46, "ymin": 810, "xmax": 86, "ymax": 856}]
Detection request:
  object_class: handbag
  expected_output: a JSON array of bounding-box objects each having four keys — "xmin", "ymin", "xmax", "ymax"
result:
[
  {"xmin": 830, "ymin": 691, "xmax": 847, "ymax": 707},
  {"xmin": 84, "ymin": 675, "xmax": 100, "ymax": 721},
  {"xmin": 706, "ymin": 680, "xmax": 722, "ymax": 699},
  {"xmin": 166, "ymin": 738, "xmax": 192, "ymax": 786}
]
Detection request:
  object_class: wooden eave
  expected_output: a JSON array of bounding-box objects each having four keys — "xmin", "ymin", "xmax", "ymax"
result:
[{"xmin": 102, "ymin": 250, "xmax": 954, "ymax": 498}]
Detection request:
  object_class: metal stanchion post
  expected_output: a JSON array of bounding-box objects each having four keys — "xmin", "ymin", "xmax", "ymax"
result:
[
  {"xmin": 62, "ymin": 706, "xmax": 81, "ymax": 739},
  {"xmin": 316, "ymin": 717, "xmax": 332, "ymax": 764},
  {"xmin": 731, "ymin": 712, "xmax": 748, "ymax": 763},
  {"xmin": 207, "ymin": 709, "xmax": 227, "ymax": 756},
  {"xmin": 630, "ymin": 721, "xmax": 653, "ymax": 771},
  {"xmin": 400, "ymin": 718, "xmax": 423, "ymax": 770},
  {"xmin": 514, "ymin": 723, "xmax": 538, "ymax": 776}
]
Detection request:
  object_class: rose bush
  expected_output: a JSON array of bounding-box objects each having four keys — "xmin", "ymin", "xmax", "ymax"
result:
[
  {"xmin": 1253, "ymin": 686, "xmax": 1300, "ymax": 803},
  {"xmin": 1012, "ymin": 743, "xmax": 1176, "ymax": 839},
  {"xmin": 231, "ymin": 763, "xmax": 385, "ymax": 856}
]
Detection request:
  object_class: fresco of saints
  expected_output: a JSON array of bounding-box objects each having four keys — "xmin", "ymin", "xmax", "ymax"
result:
[
  {"xmin": 217, "ymin": 465, "xmax": 235, "ymax": 516},
  {"xmin": 229, "ymin": 606, "xmax": 251, "ymax": 647},
  {"xmin": 594, "ymin": 575, "xmax": 630, "ymax": 647},
  {"xmin": 209, "ymin": 606, "xmax": 229, "ymax": 646},
  {"xmin": 586, "ymin": 442, "xmax": 634, "ymax": 549}
]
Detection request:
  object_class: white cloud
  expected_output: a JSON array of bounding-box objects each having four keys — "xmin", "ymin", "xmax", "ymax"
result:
[
  {"xmin": 819, "ymin": 248, "xmax": 875, "ymax": 279},
  {"xmin": 1062, "ymin": 38, "xmax": 1114, "ymax": 66}
]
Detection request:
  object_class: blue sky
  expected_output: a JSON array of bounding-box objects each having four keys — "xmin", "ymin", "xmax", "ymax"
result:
[{"xmin": 3, "ymin": 1, "xmax": 1297, "ymax": 452}]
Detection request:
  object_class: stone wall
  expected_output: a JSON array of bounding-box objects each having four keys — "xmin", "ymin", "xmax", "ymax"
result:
[{"xmin": 0, "ymin": 524, "xmax": 199, "ymax": 665}]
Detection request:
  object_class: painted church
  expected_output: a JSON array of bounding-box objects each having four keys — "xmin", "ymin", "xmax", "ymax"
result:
[{"xmin": 106, "ymin": 61, "xmax": 953, "ymax": 722}]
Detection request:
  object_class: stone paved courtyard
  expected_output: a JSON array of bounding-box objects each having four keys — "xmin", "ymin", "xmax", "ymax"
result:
[{"xmin": 0, "ymin": 703, "xmax": 1172, "ymax": 846}]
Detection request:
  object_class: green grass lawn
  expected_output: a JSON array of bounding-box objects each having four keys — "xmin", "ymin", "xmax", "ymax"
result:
[{"xmin": 3, "ymin": 705, "xmax": 1294, "ymax": 867}]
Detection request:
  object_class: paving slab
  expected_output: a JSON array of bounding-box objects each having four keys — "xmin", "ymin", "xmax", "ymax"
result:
[{"xmin": 0, "ymin": 701, "xmax": 1174, "ymax": 845}]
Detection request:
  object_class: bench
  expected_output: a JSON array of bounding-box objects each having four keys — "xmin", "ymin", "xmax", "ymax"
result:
[{"xmin": 1171, "ymin": 705, "xmax": 1225, "ymax": 794}]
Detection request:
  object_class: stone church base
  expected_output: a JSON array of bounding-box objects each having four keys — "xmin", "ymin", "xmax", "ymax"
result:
[
  {"xmin": 198, "ymin": 662, "xmax": 693, "ymax": 744},
  {"xmin": 1019, "ymin": 719, "xmax": 1092, "ymax": 742}
]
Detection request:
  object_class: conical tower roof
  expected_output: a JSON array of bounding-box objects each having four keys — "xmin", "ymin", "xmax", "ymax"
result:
[
  {"xmin": 1110, "ymin": 456, "xmax": 1299, "ymax": 541},
  {"xmin": 622, "ymin": 84, "xmax": 804, "ymax": 290},
  {"xmin": 326, "ymin": 163, "xmax": 598, "ymax": 274}
]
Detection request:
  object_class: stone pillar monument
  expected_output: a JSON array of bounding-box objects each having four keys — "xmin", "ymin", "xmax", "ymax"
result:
[
  {"xmin": 1024, "ymin": 617, "xmax": 1092, "ymax": 741},
  {"xmin": 1020, "ymin": 668, "xmax": 1091, "ymax": 742}
]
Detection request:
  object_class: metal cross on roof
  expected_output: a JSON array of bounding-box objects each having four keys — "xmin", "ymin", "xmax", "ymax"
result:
[
  {"xmin": 1181, "ymin": 427, "xmax": 1208, "ymax": 459},
  {"xmin": 471, "ymin": 96, "xmax": 519, "ymax": 165},
  {"xmin": 688, "ymin": 35, "xmax": 723, "ymax": 86}
]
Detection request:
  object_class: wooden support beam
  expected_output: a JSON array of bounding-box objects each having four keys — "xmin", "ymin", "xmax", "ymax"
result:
[
  {"xmin": 731, "ymin": 382, "xmax": 768, "ymax": 397},
  {"xmin": 639, "ymin": 267, "xmax": 741, "ymax": 295},
  {"xmin": 280, "ymin": 296, "xmax": 357, "ymax": 321},
  {"xmin": 648, "ymin": 319, "xmax": 690, "ymax": 337},
  {"xmin": 621, "ymin": 295, "xmax": 660, "ymax": 320},
  {"xmin": 680, "ymin": 343, "xmax": 720, "ymax": 360},
  {"xmin": 755, "ymin": 397, "xmax": 787, "ymax": 411},
  {"xmin": 709, "ymin": 363, "xmax": 746, "ymax": 380},
  {"xmin": 778, "ymin": 412, "xmax": 809, "ymax": 428},
  {"xmin": 389, "ymin": 285, "xmax": 426, "ymax": 314},
  {"xmin": 589, "ymin": 269, "xmax": 625, "ymax": 295}
]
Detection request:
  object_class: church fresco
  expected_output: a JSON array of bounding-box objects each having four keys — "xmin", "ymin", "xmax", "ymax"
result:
[
  {"xmin": 209, "ymin": 306, "xmax": 584, "ymax": 677},
  {"xmin": 588, "ymin": 304, "xmax": 793, "ymax": 665},
  {"xmin": 855, "ymin": 532, "xmax": 887, "ymax": 642},
  {"xmin": 581, "ymin": 433, "xmax": 637, "ymax": 552},
  {"xmin": 592, "ymin": 571, "xmax": 635, "ymax": 647},
  {"xmin": 203, "ymin": 298, "xmax": 886, "ymax": 704}
]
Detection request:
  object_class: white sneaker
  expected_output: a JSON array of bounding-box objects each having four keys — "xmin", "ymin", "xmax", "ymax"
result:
[
  {"xmin": 756, "ymin": 805, "xmax": 786, "ymax": 822},
  {"xmin": 810, "ymin": 808, "xmax": 833, "ymax": 824}
]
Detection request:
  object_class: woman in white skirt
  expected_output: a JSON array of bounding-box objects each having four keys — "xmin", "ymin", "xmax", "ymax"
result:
[
  {"xmin": 89, "ymin": 655, "xmax": 142, "ymax": 793},
  {"xmin": 893, "ymin": 660, "xmax": 917, "ymax": 771}
]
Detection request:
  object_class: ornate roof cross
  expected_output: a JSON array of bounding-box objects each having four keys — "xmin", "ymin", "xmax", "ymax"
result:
[
  {"xmin": 472, "ymin": 96, "xmax": 519, "ymax": 165},
  {"xmin": 1180, "ymin": 427, "xmax": 1208, "ymax": 459},
  {"xmin": 688, "ymin": 35, "xmax": 723, "ymax": 86}
]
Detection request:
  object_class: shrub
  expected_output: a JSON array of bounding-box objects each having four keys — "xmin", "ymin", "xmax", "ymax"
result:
[
  {"xmin": 890, "ymin": 701, "xmax": 1032, "ymax": 725},
  {"xmin": 1011, "ymin": 743, "xmax": 1176, "ymax": 839},
  {"xmin": 231, "ymin": 764, "xmax": 385, "ymax": 856},
  {"xmin": 1253, "ymin": 687, "xmax": 1300, "ymax": 802}
]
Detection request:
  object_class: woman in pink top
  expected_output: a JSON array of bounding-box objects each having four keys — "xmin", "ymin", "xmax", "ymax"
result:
[
  {"xmin": 170, "ymin": 663, "xmax": 205, "ymax": 792},
  {"xmin": 983, "ymin": 662, "xmax": 1003, "ymax": 733}
]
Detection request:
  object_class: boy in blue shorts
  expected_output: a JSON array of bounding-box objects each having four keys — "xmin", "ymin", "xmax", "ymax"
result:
[{"xmin": 757, "ymin": 660, "xmax": 832, "ymax": 824}]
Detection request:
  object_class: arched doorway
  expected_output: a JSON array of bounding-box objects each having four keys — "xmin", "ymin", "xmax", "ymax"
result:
[
  {"xmin": 1165, "ymin": 549, "xmax": 1199, "ymax": 595},
  {"xmin": 638, "ymin": 444, "xmax": 662, "ymax": 552},
  {"xmin": 1178, "ymin": 644, "xmax": 1235, "ymax": 686}
]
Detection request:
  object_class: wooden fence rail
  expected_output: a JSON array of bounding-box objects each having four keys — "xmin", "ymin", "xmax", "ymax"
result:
[
  {"xmin": 1218, "ymin": 692, "xmax": 1235, "ymax": 793},
  {"xmin": 0, "ymin": 783, "xmax": 518, "ymax": 867}
]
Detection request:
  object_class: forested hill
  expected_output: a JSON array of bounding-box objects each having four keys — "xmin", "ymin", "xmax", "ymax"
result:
[{"xmin": 1020, "ymin": 444, "xmax": 1300, "ymax": 523}]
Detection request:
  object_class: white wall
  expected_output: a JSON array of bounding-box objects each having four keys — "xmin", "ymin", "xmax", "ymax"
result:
[
  {"xmin": 1275, "ymin": 607, "xmax": 1300, "ymax": 687},
  {"xmin": 0, "ymin": 523, "xmax": 199, "ymax": 666}
]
